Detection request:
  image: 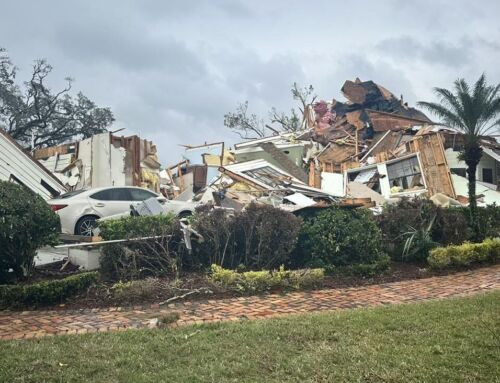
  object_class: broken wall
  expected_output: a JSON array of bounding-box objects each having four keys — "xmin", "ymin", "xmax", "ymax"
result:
[{"xmin": 405, "ymin": 133, "xmax": 456, "ymax": 198}]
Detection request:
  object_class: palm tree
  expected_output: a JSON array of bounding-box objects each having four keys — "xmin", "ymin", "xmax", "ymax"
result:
[{"xmin": 418, "ymin": 74, "xmax": 500, "ymax": 240}]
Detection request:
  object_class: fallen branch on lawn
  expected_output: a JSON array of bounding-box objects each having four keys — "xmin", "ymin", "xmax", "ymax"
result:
[{"xmin": 159, "ymin": 287, "xmax": 213, "ymax": 306}]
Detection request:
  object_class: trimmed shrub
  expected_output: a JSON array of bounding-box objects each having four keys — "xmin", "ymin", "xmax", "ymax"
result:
[
  {"xmin": 192, "ymin": 203, "xmax": 302, "ymax": 270},
  {"xmin": 427, "ymin": 238, "xmax": 500, "ymax": 270},
  {"xmin": 98, "ymin": 214, "xmax": 176, "ymax": 240},
  {"xmin": 190, "ymin": 205, "xmax": 236, "ymax": 267},
  {"xmin": 98, "ymin": 214, "xmax": 185, "ymax": 281},
  {"xmin": 209, "ymin": 264, "xmax": 324, "ymax": 293},
  {"xmin": 236, "ymin": 203, "xmax": 302, "ymax": 269},
  {"xmin": 295, "ymin": 207, "xmax": 389, "ymax": 274},
  {"xmin": 376, "ymin": 197, "xmax": 469, "ymax": 261},
  {"xmin": 0, "ymin": 272, "xmax": 98, "ymax": 308},
  {"xmin": 455, "ymin": 204, "xmax": 500, "ymax": 241},
  {"xmin": 435, "ymin": 208, "xmax": 471, "ymax": 245},
  {"xmin": 0, "ymin": 181, "xmax": 60, "ymax": 283}
]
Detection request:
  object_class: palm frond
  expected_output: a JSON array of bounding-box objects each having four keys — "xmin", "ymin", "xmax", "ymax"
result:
[
  {"xmin": 417, "ymin": 101, "xmax": 464, "ymax": 130},
  {"xmin": 433, "ymin": 87, "xmax": 464, "ymax": 119}
]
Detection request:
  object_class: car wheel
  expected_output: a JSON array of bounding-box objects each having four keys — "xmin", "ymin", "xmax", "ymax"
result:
[{"xmin": 75, "ymin": 215, "xmax": 98, "ymax": 236}]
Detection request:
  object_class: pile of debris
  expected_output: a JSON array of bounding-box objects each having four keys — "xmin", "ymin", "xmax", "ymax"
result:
[
  {"xmin": 3, "ymin": 77, "xmax": 500, "ymax": 211},
  {"xmin": 162, "ymin": 138, "xmax": 372, "ymax": 213},
  {"xmin": 301, "ymin": 78, "xmax": 500, "ymax": 207}
]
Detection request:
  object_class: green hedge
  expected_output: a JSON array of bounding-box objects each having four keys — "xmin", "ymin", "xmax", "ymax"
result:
[
  {"xmin": 0, "ymin": 272, "xmax": 98, "ymax": 308},
  {"xmin": 209, "ymin": 265, "xmax": 324, "ymax": 293},
  {"xmin": 427, "ymin": 238, "xmax": 500, "ymax": 270},
  {"xmin": 98, "ymin": 214, "xmax": 176, "ymax": 240},
  {"xmin": 0, "ymin": 180, "xmax": 61, "ymax": 283},
  {"xmin": 193, "ymin": 203, "xmax": 302, "ymax": 270},
  {"xmin": 98, "ymin": 214, "xmax": 184, "ymax": 281},
  {"xmin": 294, "ymin": 207, "xmax": 390, "ymax": 274}
]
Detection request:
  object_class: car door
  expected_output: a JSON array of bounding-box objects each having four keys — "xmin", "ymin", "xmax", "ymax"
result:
[{"xmin": 88, "ymin": 188, "xmax": 134, "ymax": 218}]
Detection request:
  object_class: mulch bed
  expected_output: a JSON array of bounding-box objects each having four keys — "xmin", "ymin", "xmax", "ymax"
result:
[{"xmin": 21, "ymin": 261, "xmax": 485, "ymax": 311}]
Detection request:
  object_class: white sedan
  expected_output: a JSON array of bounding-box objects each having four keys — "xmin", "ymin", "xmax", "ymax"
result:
[{"xmin": 48, "ymin": 186, "xmax": 196, "ymax": 236}]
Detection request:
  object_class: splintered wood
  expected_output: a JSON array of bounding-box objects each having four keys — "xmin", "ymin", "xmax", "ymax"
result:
[{"xmin": 406, "ymin": 132, "xmax": 456, "ymax": 198}]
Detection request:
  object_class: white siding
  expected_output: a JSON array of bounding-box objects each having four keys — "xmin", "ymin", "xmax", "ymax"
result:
[{"xmin": 0, "ymin": 133, "xmax": 67, "ymax": 199}]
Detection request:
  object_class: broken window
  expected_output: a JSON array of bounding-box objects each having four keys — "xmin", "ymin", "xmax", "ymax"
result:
[
  {"xmin": 242, "ymin": 166, "xmax": 288, "ymax": 187},
  {"xmin": 348, "ymin": 167, "xmax": 381, "ymax": 193},
  {"xmin": 387, "ymin": 156, "xmax": 424, "ymax": 192}
]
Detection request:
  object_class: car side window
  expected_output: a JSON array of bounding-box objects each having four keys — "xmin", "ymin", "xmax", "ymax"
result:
[
  {"xmin": 90, "ymin": 189, "xmax": 114, "ymax": 201},
  {"xmin": 90, "ymin": 188, "xmax": 131, "ymax": 201},
  {"xmin": 129, "ymin": 188, "xmax": 157, "ymax": 201},
  {"xmin": 110, "ymin": 188, "xmax": 132, "ymax": 201}
]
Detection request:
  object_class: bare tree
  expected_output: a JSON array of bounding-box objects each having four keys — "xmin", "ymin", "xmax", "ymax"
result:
[{"xmin": 224, "ymin": 82, "xmax": 316, "ymax": 139}]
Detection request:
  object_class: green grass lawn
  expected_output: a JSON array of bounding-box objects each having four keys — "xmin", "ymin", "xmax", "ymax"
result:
[{"xmin": 1, "ymin": 292, "xmax": 499, "ymax": 383}]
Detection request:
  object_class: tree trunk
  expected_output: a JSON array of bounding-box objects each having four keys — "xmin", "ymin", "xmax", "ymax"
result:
[{"xmin": 464, "ymin": 143, "xmax": 483, "ymax": 241}]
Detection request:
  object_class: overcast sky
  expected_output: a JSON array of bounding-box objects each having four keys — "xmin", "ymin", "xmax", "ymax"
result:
[{"xmin": 2, "ymin": 0, "xmax": 500, "ymax": 163}]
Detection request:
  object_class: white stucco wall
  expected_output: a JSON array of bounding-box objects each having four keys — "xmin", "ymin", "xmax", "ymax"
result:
[{"xmin": 445, "ymin": 148, "xmax": 497, "ymax": 184}]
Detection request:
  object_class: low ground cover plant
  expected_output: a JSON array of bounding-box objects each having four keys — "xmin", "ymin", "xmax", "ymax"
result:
[
  {"xmin": 427, "ymin": 238, "xmax": 500, "ymax": 270},
  {"xmin": 0, "ymin": 272, "xmax": 98, "ymax": 308},
  {"xmin": 0, "ymin": 181, "xmax": 60, "ymax": 283},
  {"xmin": 209, "ymin": 264, "xmax": 324, "ymax": 293},
  {"xmin": 294, "ymin": 207, "xmax": 389, "ymax": 275}
]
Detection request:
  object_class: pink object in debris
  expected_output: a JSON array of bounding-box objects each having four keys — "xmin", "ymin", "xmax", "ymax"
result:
[
  {"xmin": 314, "ymin": 100, "xmax": 329, "ymax": 117},
  {"xmin": 314, "ymin": 101, "xmax": 335, "ymax": 130}
]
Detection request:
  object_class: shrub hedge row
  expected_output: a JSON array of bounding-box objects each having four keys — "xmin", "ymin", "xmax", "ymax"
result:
[
  {"xmin": 209, "ymin": 265, "xmax": 324, "ymax": 293},
  {"xmin": 0, "ymin": 181, "xmax": 60, "ymax": 283},
  {"xmin": 427, "ymin": 238, "xmax": 500, "ymax": 270},
  {"xmin": 98, "ymin": 214, "xmax": 177, "ymax": 240},
  {"xmin": 0, "ymin": 272, "xmax": 98, "ymax": 308},
  {"xmin": 294, "ymin": 207, "xmax": 390, "ymax": 274},
  {"xmin": 193, "ymin": 203, "xmax": 302, "ymax": 270}
]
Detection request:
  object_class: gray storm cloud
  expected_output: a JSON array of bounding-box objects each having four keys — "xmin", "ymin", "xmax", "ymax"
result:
[{"xmin": 1, "ymin": 0, "xmax": 499, "ymax": 163}]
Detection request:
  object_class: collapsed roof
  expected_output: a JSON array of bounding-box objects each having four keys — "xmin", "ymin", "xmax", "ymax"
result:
[
  {"xmin": 306, "ymin": 78, "xmax": 435, "ymax": 171},
  {"xmin": 334, "ymin": 78, "xmax": 431, "ymax": 121}
]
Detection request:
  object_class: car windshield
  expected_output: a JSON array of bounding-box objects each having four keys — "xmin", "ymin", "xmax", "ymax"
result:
[{"xmin": 53, "ymin": 190, "xmax": 87, "ymax": 199}]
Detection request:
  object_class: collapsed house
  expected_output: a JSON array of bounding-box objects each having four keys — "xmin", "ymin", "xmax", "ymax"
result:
[
  {"xmin": 19, "ymin": 76, "xmax": 499, "ymax": 210},
  {"xmin": 298, "ymin": 78, "xmax": 500, "ymax": 206},
  {"xmin": 0, "ymin": 129, "xmax": 67, "ymax": 199},
  {"xmin": 166, "ymin": 132, "xmax": 375, "ymax": 212},
  {"xmin": 161, "ymin": 78, "xmax": 500, "ymax": 211},
  {"xmin": 33, "ymin": 132, "xmax": 162, "ymax": 192}
]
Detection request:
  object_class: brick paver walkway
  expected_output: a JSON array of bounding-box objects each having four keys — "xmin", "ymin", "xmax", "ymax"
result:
[{"xmin": 1, "ymin": 265, "xmax": 499, "ymax": 340}]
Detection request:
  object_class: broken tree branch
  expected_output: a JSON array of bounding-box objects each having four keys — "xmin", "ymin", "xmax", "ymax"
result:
[{"xmin": 158, "ymin": 287, "xmax": 213, "ymax": 306}]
